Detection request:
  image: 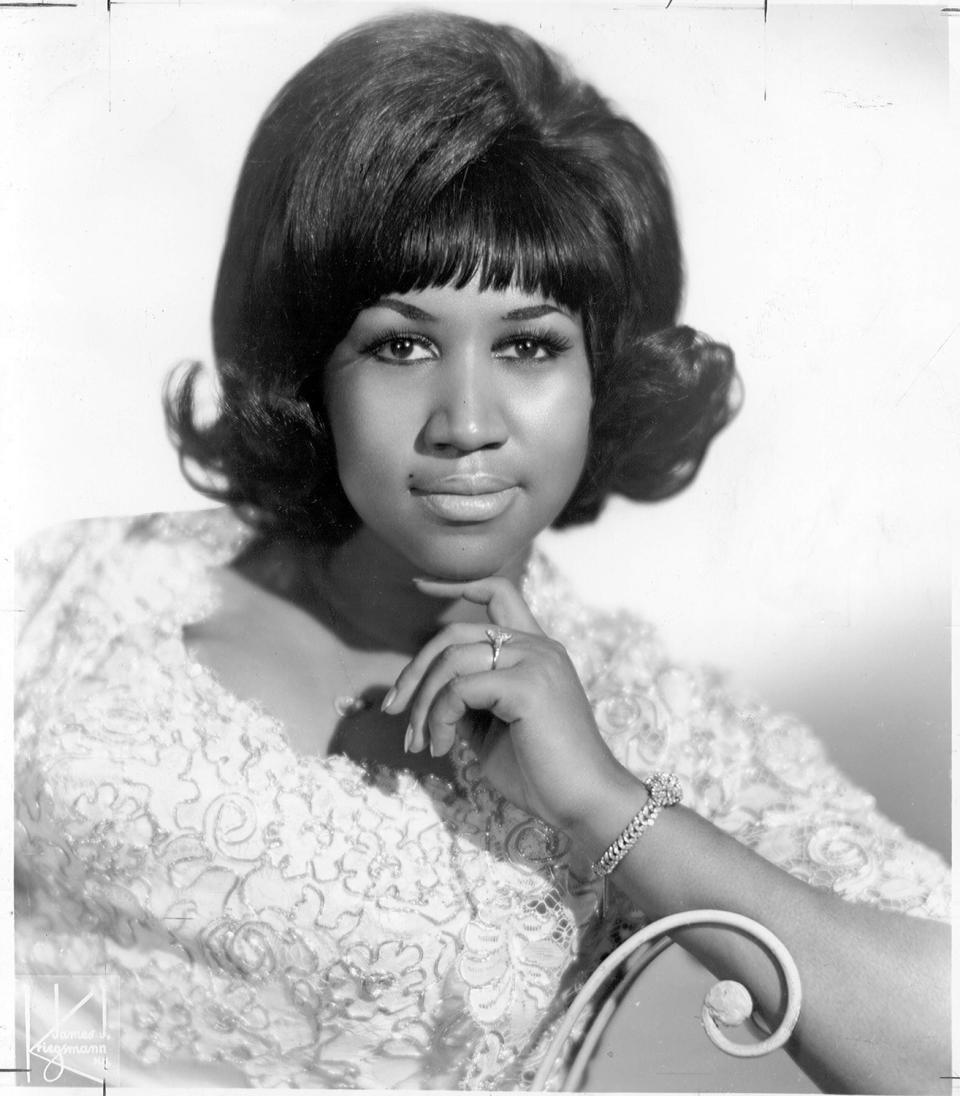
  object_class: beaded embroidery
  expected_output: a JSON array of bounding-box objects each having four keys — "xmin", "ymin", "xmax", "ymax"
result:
[{"xmin": 14, "ymin": 509, "xmax": 950, "ymax": 1089}]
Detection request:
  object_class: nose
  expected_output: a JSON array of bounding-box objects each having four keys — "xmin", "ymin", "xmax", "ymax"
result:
[{"xmin": 420, "ymin": 351, "xmax": 508, "ymax": 454}]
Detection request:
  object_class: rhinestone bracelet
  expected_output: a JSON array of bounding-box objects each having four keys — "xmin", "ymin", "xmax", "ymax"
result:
[{"xmin": 591, "ymin": 771, "xmax": 683, "ymax": 879}]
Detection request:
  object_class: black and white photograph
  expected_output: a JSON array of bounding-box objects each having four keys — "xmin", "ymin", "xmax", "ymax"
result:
[{"xmin": 3, "ymin": 1, "xmax": 956, "ymax": 1091}]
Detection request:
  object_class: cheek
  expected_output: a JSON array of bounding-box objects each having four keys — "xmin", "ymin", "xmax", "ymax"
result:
[
  {"xmin": 534, "ymin": 372, "xmax": 593, "ymax": 473},
  {"xmin": 325, "ymin": 378, "xmax": 414, "ymax": 496}
]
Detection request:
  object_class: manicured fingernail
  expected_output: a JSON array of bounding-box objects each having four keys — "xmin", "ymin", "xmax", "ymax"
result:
[
  {"xmin": 381, "ymin": 687, "xmax": 397, "ymax": 712},
  {"xmin": 404, "ymin": 724, "xmax": 414, "ymax": 753}
]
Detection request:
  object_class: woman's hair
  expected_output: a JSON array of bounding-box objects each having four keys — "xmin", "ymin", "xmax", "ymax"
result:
[{"xmin": 166, "ymin": 10, "xmax": 740, "ymax": 543}]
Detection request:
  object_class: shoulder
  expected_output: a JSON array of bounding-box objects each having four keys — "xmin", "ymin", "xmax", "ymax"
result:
[
  {"xmin": 14, "ymin": 509, "xmax": 257, "ymax": 846},
  {"xmin": 529, "ymin": 550, "xmax": 823, "ymax": 792},
  {"xmin": 16, "ymin": 506, "xmax": 247, "ymax": 568},
  {"xmin": 15, "ymin": 508, "xmax": 249, "ymax": 636},
  {"xmin": 526, "ymin": 547, "xmax": 665, "ymax": 691},
  {"xmin": 532, "ymin": 548, "xmax": 951, "ymax": 920},
  {"xmin": 14, "ymin": 507, "xmax": 252, "ymax": 727}
]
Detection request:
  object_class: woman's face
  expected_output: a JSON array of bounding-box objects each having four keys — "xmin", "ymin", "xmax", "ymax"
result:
[{"xmin": 324, "ymin": 279, "xmax": 592, "ymax": 580}]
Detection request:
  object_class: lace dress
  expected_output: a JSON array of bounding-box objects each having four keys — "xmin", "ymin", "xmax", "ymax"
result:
[{"xmin": 13, "ymin": 509, "xmax": 950, "ymax": 1089}]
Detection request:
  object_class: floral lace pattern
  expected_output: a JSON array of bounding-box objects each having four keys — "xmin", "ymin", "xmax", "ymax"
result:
[{"xmin": 14, "ymin": 510, "xmax": 950, "ymax": 1089}]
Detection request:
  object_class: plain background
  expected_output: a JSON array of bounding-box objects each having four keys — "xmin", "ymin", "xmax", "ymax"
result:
[{"xmin": 1, "ymin": 0, "xmax": 955, "ymax": 947}]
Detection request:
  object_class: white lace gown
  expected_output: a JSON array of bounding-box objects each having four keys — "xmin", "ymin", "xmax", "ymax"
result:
[{"xmin": 13, "ymin": 509, "xmax": 950, "ymax": 1089}]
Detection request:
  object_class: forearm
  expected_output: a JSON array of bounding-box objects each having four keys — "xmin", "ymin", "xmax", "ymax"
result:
[{"xmin": 570, "ymin": 773, "xmax": 951, "ymax": 1095}]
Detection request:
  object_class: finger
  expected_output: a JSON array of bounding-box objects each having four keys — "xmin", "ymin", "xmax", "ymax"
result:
[
  {"xmin": 426, "ymin": 669, "xmax": 526, "ymax": 752},
  {"xmin": 412, "ymin": 576, "xmax": 543, "ymax": 634},
  {"xmin": 407, "ymin": 640, "xmax": 523, "ymax": 754},
  {"xmin": 383, "ymin": 621, "xmax": 492, "ymax": 714}
]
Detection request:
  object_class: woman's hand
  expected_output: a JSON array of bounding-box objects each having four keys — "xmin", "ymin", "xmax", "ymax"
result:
[
  {"xmin": 381, "ymin": 575, "xmax": 638, "ymax": 832},
  {"xmin": 381, "ymin": 583, "xmax": 951, "ymax": 1096},
  {"xmin": 381, "ymin": 584, "xmax": 950, "ymax": 1095}
]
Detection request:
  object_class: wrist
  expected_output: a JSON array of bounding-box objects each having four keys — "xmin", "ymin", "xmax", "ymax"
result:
[
  {"xmin": 564, "ymin": 768, "xmax": 650, "ymax": 860},
  {"xmin": 590, "ymin": 771, "xmax": 683, "ymax": 878},
  {"xmin": 567, "ymin": 771, "xmax": 685, "ymax": 870}
]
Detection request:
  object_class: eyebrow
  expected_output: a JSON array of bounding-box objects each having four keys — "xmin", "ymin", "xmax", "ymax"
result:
[
  {"xmin": 375, "ymin": 298, "xmax": 572, "ymax": 322},
  {"xmin": 376, "ymin": 299, "xmax": 436, "ymax": 321},
  {"xmin": 502, "ymin": 304, "xmax": 571, "ymax": 321}
]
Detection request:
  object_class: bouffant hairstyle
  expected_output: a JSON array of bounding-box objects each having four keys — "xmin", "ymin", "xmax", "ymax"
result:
[{"xmin": 166, "ymin": 10, "xmax": 740, "ymax": 543}]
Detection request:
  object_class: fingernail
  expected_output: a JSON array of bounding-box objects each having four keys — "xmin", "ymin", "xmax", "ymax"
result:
[
  {"xmin": 381, "ymin": 687, "xmax": 397, "ymax": 712},
  {"xmin": 429, "ymin": 740, "xmax": 439, "ymax": 757},
  {"xmin": 404, "ymin": 725, "xmax": 414, "ymax": 753}
]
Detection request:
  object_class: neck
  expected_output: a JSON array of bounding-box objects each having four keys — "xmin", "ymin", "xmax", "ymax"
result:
[{"xmin": 254, "ymin": 527, "xmax": 531, "ymax": 656}]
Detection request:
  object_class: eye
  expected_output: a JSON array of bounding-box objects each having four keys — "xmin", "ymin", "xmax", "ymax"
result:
[
  {"xmin": 364, "ymin": 331, "xmax": 438, "ymax": 364},
  {"xmin": 494, "ymin": 329, "xmax": 574, "ymax": 363}
]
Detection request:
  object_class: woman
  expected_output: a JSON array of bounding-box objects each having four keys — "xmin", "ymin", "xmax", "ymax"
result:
[{"xmin": 14, "ymin": 10, "xmax": 949, "ymax": 1093}]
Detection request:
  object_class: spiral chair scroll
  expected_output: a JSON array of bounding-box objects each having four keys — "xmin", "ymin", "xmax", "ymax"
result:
[{"xmin": 530, "ymin": 909, "xmax": 802, "ymax": 1091}]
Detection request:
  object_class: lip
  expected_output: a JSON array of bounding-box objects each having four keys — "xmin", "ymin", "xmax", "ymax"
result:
[
  {"xmin": 414, "ymin": 472, "xmax": 516, "ymax": 495},
  {"xmin": 413, "ymin": 484, "xmax": 519, "ymax": 523}
]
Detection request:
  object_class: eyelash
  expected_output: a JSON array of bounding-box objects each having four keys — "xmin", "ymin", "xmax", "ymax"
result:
[
  {"xmin": 360, "ymin": 328, "xmax": 433, "ymax": 360},
  {"xmin": 497, "ymin": 327, "xmax": 574, "ymax": 359},
  {"xmin": 360, "ymin": 326, "xmax": 574, "ymax": 362}
]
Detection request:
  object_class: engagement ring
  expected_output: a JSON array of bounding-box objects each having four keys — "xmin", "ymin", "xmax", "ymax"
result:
[{"xmin": 485, "ymin": 627, "xmax": 513, "ymax": 670}]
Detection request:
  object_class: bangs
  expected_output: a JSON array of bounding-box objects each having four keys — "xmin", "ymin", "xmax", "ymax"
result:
[{"xmin": 327, "ymin": 137, "xmax": 624, "ymax": 320}]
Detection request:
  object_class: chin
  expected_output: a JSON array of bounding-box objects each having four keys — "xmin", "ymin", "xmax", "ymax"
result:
[{"xmin": 403, "ymin": 528, "xmax": 530, "ymax": 583}]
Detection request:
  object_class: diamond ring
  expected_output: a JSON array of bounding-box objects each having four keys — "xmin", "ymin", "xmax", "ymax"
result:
[{"xmin": 485, "ymin": 627, "xmax": 513, "ymax": 670}]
